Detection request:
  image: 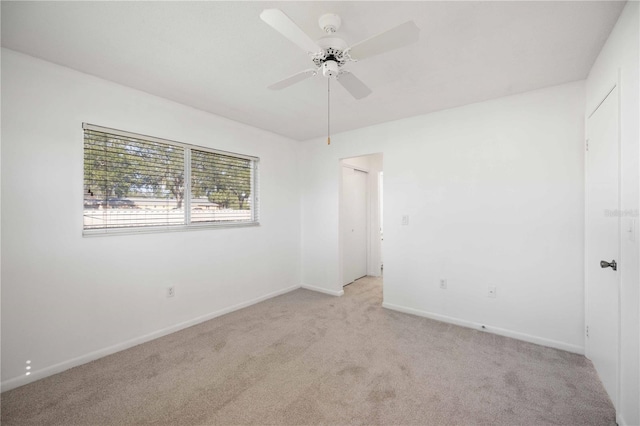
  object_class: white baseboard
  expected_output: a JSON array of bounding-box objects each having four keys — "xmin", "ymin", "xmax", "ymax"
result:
[
  {"xmin": 1, "ymin": 284, "xmax": 300, "ymax": 392},
  {"xmin": 382, "ymin": 302, "xmax": 584, "ymax": 355},
  {"xmin": 616, "ymin": 413, "xmax": 627, "ymax": 426},
  {"xmin": 301, "ymin": 284, "xmax": 344, "ymax": 297}
]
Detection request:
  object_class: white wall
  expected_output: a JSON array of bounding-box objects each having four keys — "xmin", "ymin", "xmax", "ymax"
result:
[
  {"xmin": 586, "ymin": 2, "xmax": 640, "ymax": 425},
  {"xmin": 0, "ymin": 49, "xmax": 301, "ymax": 390},
  {"xmin": 300, "ymin": 81, "xmax": 586, "ymax": 353}
]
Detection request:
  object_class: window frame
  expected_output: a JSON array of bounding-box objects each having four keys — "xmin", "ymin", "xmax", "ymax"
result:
[{"xmin": 82, "ymin": 123, "xmax": 260, "ymax": 237}]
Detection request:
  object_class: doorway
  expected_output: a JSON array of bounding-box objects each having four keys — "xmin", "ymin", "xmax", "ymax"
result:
[
  {"xmin": 585, "ymin": 83, "xmax": 620, "ymax": 410},
  {"xmin": 340, "ymin": 153, "xmax": 383, "ymax": 287}
]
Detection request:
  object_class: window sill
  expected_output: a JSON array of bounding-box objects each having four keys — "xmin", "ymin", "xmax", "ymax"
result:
[{"xmin": 82, "ymin": 221, "xmax": 260, "ymax": 237}]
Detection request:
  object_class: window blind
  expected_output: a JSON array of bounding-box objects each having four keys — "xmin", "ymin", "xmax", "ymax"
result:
[{"xmin": 83, "ymin": 124, "xmax": 259, "ymax": 234}]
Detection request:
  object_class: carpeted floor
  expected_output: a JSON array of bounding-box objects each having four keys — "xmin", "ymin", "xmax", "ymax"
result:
[{"xmin": 1, "ymin": 276, "xmax": 615, "ymax": 425}]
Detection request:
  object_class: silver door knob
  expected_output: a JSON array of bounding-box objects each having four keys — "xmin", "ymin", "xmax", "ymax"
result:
[{"xmin": 600, "ymin": 260, "xmax": 617, "ymax": 271}]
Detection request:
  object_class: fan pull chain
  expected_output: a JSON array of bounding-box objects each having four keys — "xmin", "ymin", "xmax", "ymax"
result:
[{"xmin": 327, "ymin": 77, "xmax": 331, "ymax": 145}]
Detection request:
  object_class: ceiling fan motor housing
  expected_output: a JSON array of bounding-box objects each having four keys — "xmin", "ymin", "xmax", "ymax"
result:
[{"xmin": 322, "ymin": 60, "xmax": 339, "ymax": 78}]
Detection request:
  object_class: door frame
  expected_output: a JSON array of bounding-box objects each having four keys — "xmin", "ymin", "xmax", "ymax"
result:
[{"xmin": 584, "ymin": 71, "xmax": 622, "ymax": 411}]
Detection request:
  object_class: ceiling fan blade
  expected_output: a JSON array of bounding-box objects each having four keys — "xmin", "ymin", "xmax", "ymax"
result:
[
  {"xmin": 260, "ymin": 9, "xmax": 322, "ymax": 54},
  {"xmin": 337, "ymin": 72, "xmax": 372, "ymax": 100},
  {"xmin": 347, "ymin": 21, "xmax": 419, "ymax": 61},
  {"xmin": 268, "ymin": 69, "xmax": 318, "ymax": 90}
]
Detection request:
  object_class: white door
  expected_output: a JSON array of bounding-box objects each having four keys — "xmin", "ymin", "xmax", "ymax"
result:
[
  {"xmin": 342, "ymin": 167, "xmax": 368, "ymax": 285},
  {"xmin": 586, "ymin": 86, "xmax": 620, "ymax": 408}
]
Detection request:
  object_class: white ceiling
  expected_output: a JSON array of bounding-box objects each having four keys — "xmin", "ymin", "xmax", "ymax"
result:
[{"xmin": 1, "ymin": 1, "xmax": 625, "ymax": 141}]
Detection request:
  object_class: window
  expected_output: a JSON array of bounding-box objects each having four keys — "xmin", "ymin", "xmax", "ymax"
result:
[{"xmin": 83, "ymin": 123, "xmax": 259, "ymax": 235}]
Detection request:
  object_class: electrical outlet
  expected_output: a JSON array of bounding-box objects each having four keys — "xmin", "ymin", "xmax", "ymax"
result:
[
  {"xmin": 488, "ymin": 286, "xmax": 496, "ymax": 298},
  {"xmin": 402, "ymin": 215, "xmax": 409, "ymax": 226},
  {"xmin": 440, "ymin": 279, "xmax": 447, "ymax": 289},
  {"xmin": 167, "ymin": 287, "xmax": 175, "ymax": 298}
]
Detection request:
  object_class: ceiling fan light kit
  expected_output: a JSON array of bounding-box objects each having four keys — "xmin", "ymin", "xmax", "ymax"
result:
[
  {"xmin": 260, "ymin": 9, "xmax": 419, "ymax": 144},
  {"xmin": 322, "ymin": 60, "xmax": 339, "ymax": 78}
]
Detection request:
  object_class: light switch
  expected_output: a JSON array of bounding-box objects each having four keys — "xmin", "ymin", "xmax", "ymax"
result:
[{"xmin": 402, "ymin": 215, "xmax": 409, "ymax": 226}]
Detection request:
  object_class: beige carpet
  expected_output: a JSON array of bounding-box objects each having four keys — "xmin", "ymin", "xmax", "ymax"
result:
[{"xmin": 1, "ymin": 276, "xmax": 614, "ymax": 425}]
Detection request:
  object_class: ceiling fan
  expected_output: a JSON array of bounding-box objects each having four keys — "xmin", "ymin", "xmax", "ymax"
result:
[{"xmin": 260, "ymin": 9, "xmax": 420, "ymax": 100}]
